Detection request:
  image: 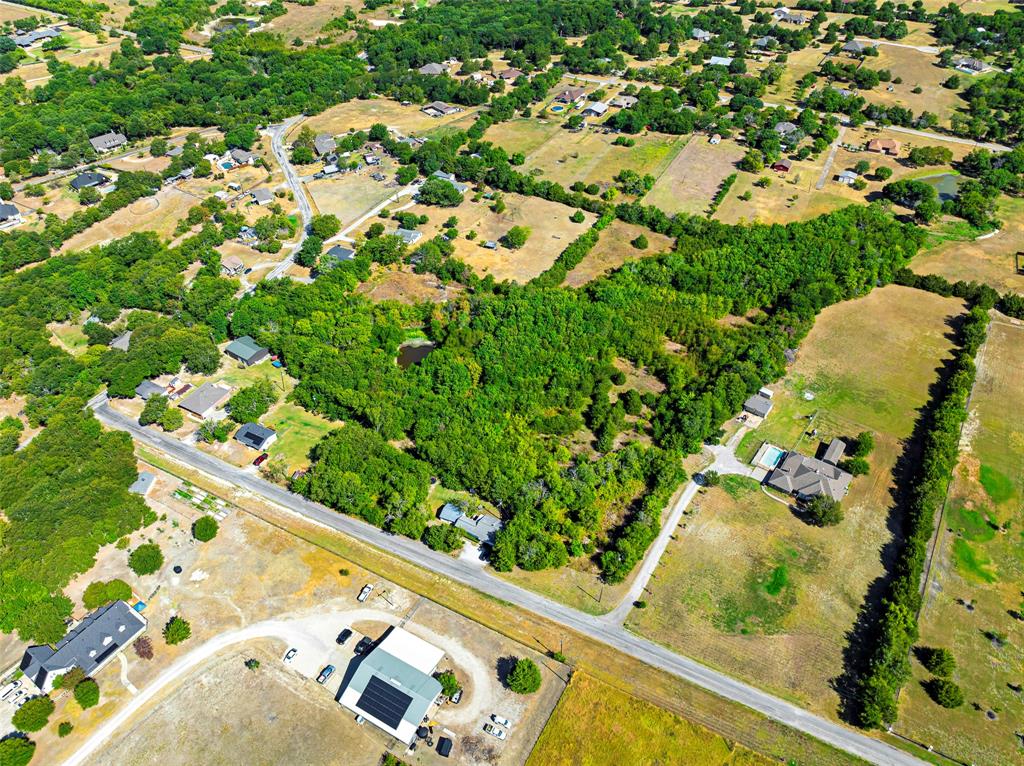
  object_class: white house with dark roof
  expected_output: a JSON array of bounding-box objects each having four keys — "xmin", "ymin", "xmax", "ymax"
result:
[
  {"xmin": 766, "ymin": 439, "xmax": 852, "ymax": 501},
  {"xmin": 229, "ymin": 148, "xmax": 257, "ymax": 166},
  {"xmin": 89, "ymin": 131, "xmax": 128, "ymax": 153},
  {"xmin": 20, "ymin": 601, "xmax": 146, "ymax": 692},
  {"xmin": 70, "ymin": 171, "xmax": 111, "ymax": 191},
  {"xmin": 395, "ymin": 228, "xmax": 422, "ymax": 245},
  {"xmin": 0, "ymin": 203, "xmax": 22, "ymax": 228},
  {"xmin": 235, "ymin": 422, "xmax": 277, "ymax": 451}
]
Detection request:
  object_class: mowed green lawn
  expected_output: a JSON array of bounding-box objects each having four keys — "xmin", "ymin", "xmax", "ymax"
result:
[
  {"xmin": 264, "ymin": 403, "xmax": 336, "ymax": 471},
  {"xmin": 632, "ymin": 285, "xmax": 965, "ymax": 718},
  {"xmin": 901, "ymin": 318, "xmax": 1024, "ymax": 766},
  {"xmin": 527, "ymin": 673, "xmax": 773, "ymax": 766}
]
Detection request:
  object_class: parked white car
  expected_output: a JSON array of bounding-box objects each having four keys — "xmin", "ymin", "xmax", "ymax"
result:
[
  {"xmin": 357, "ymin": 584, "xmax": 374, "ymax": 602},
  {"xmin": 0, "ymin": 681, "xmax": 21, "ymax": 701},
  {"xmin": 491, "ymin": 714, "xmax": 511, "ymax": 727},
  {"xmin": 483, "ymin": 723, "xmax": 507, "ymax": 740}
]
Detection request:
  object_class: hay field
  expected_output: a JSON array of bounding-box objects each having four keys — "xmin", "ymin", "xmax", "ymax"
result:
[{"xmin": 901, "ymin": 317, "xmax": 1024, "ymax": 766}]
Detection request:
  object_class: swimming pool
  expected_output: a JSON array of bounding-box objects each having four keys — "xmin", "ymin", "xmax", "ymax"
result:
[
  {"xmin": 549, "ymin": 104, "xmax": 566, "ymax": 113},
  {"xmin": 753, "ymin": 442, "xmax": 786, "ymax": 470}
]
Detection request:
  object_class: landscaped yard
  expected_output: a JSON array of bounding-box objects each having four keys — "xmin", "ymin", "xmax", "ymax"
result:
[
  {"xmin": 630, "ymin": 285, "xmax": 965, "ymax": 717},
  {"xmin": 900, "ymin": 316, "xmax": 1024, "ymax": 766},
  {"xmin": 527, "ymin": 672, "xmax": 773, "ymax": 766},
  {"xmin": 263, "ymin": 403, "xmax": 336, "ymax": 472}
]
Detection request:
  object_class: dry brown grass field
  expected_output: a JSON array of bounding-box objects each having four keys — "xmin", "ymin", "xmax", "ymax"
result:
[
  {"xmin": 901, "ymin": 316, "xmax": 1024, "ymax": 766},
  {"xmin": 629, "ymin": 286, "xmax": 964, "ymax": 717},
  {"xmin": 355, "ymin": 264, "xmax": 465, "ymax": 304},
  {"xmin": 913, "ymin": 196, "xmax": 1024, "ymax": 295},
  {"xmin": 292, "ymin": 98, "xmax": 480, "ymax": 141},
  {"xmin": 59, "ymin": 187, "xmax": 197, "ymax": 252},
  {"xmin": 645, "ymin": 136, "xmax": 745, "ymax": 217},
  {"xmin": 563, "ymin": 220, "xmax": 674, "ymax": 287}
]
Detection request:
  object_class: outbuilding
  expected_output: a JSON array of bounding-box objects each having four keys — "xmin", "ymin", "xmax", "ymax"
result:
[{"xmin": 224, "ymin": 335, "xmax": 270, "ymax": 366}]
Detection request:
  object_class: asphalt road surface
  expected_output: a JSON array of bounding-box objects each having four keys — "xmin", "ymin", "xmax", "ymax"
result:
[{"xmin": 91, "ymin": 400, "xmax": 925, "ymax": 766}]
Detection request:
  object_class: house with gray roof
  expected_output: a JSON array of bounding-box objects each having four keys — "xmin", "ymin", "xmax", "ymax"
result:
[
  {"xmin": 135, "ymin": 380, "xmax": 167, "ymax": 400},
  {"xmin": 10, "ymin": 27, "xmax": 60, "ymax": 47},
  {"xmin": 71, "ymin": 171, "xmax": 110, "ymax": 191},
  {"xmin": 323, "ymin": 244, "xmax": 357, "ymax": 266},
  {"xmin": 395, "ymin": 228, "xmax": 422, "ymax": 245},
  {"xmin": 429, "ymin": 170, "xmax": 468, "ymax": 194},
  {"xmin": 842, "ymin": 40, "xmax": 874, "ymax": 55},
  {"xmin": 338, "ymin": 627, "xmax": 444, "ymax": 744},
  {"xmin": 610, "ymin": 94, "xmax": 638, "ymax": 108},
  {"xmin": 229, "ymin": 148, "xmax": 257, "ymax": 166},
  {"xmin": 742, "ymin": 390, "xmax": 774, "ymax": 418},
  {"xmin": 0, "ymin": 203, "xmax": 22, "ymax": 227},
  {"xmin": 774, "ymin": 121, "xmax": 799, "ymax": 137},
  {"xmin": 692, "ymin": 28, "xmax": 712, "ymax": 42},
  {"xmin": 178, "ymin": 382, "xmax": 231, "ymax": 419},
  {"xmin": 129, "ymin": 471, "xmax": 156, "ymax": 495},
  {"xmin": 89, "ymin": 131, "xmax": 128, "ymax": 153},
  {"xmin": 235, "ymin": 422, "xmax": 277, "ymax": 451},
  {"xmin": 417, "ymin": 62, "xmax": 447, "ymax": 76},
  {"xmin": 249, "ymin": 188, "xmax": 274, "ymax": 205},
  {"xmin": 766, "ymin": 439, "xmax": 852, "ymax": 501},
  {"xmin": 110, "ymin": 330, "xmax": 132, "ymax": 351},
  {"xmin": 438, "ymin": 502, "xmax": 502, "ymax": 545},
  {"xmin": 20, "ymin": 601, "xmax": 146, "ymax": 692},
  {"xmin": 421, "ymin": 101, "xmax": 461, "ymax": 118},
  {"xmin": 753, "ymin": 35, "xmax": 775, "ymax": 49},
  {"xmin": 224, "ymin": 335, "xmax": 270, "ymax": 366},
  {"xmin": 314, "ymin": 134, "xmax": 336, "ymax": 157},
  {"xmin": 707, "ymin": 55, "xmax": 733, "ymax": 67}
]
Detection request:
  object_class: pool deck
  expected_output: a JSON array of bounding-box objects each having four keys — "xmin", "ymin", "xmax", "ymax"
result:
[{"xmin": 751, "ymin": 441, "xmax": 785, "ymax": 472}]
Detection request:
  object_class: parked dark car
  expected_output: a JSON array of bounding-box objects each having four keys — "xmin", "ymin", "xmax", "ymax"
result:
[
  {"xmin": 336, "ymin": 628, "xmax": 353, "ymax": 645},
  {"xmin": 253, "ymin": 452, "xmax": 269, "ymax": 466},
  {"xmin": 354, "ymin": 636, "xmax": 373, "ymax": 655},
  {"xmin": 317, "ymin": 665, "xmax": 335, "ymax": 684}
]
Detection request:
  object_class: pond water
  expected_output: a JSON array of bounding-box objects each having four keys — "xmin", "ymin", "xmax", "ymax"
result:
[
  {"xmin": 397, "ymin": 341, "xmax": 435, "ymax": 368},
  {"xmin": 212, "ymin": 17, "xmax": 261, "ymax": 33},
  {"xmin": 920, "ymin": 173, "xmax": 961, "ymax": 203}
]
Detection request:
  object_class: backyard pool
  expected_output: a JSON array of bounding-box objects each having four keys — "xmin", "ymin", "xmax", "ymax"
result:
[
  {"xmin": 549, "ymin": 104, "xmax": 566, "ymax": 113},
  {"xmin": 753, "ymin": 442, "xmax": 786, "ymax": 470}
]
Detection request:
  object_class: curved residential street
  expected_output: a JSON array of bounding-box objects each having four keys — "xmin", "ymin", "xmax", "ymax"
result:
[
  {"xmin": 263, "ymin": 118, "xmax": 313, "ymax": 282},
  {"xmin": 89, "ymin": 399, "xmax": 927, "ymax": 766}
]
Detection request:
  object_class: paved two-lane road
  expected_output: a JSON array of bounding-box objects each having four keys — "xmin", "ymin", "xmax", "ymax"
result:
[{"xmin": 91, "ymin": 400, "xmax": 926, "ymax": 766}]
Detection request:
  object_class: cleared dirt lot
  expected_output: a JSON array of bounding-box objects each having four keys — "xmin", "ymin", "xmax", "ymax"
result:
[
  {"xmin": 356, "ymin": 264, "xmax": 465, "ymax": 304},
  {"xmin": 645, "ymin": 137, "xmax": 744, "ymax": 217},
  {"xmin": 630, "ymin": 286, "xmax": 965, "ymax": 718},
  {"xmin": 29, "ymin": 464, "xmax": 564, "ymax": 766}
]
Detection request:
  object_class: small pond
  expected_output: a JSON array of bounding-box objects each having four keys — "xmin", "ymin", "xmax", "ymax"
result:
[
  {"xmin": 920, "ymin": 173, "xmax": 961, "ymax": 203},
  {"xmin": 397, "ymin": 341, "xmax": 435, "ymax": 368},
  {"xmin": 212, "ymin": 17, "xmax": 261, "ymax": 33}
]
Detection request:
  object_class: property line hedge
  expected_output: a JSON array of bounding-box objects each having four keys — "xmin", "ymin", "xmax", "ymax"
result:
[
  {"xmin": 530, "ymin": 211, "xmax": 614, "ymax": 288},
  {"xmin": 855, "ymin": 300, "xmax": 989, "ymax": 728}
]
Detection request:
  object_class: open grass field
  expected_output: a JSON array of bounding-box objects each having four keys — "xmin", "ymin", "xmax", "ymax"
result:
[
  {"xmin": 868, "ymin": 47, "xmax": 964, "ymax": 127},
  {"xmin": 47, "ymin": 319, "xmax": 89, "ymax": 355},
  {"xmin": 355, "ymin": 264, "xmax": 464, "ymax": 304},
  {"xmin": 631, "ymin": 285, "xmax": 965, "ymax": 717},
  {"xmin": 0, "ymin": 3, "xmax": 38, "ymax": 22},
  {"xmin": 294, "ymin": 98, "xmax": 478, "ymax": 141},
  {"xmin": 645, "ymin": 136, "xmax": 744, "ymax": 217},
  {"xmin": 528, "ymin": 672, "xmax": 774, "ymax": 766},
  {"xmin": 485, "ymin": 117, "xmax": 564, "ymax": 158},
  {"xmin": 59, "ymin": 186, "xmax": 198, "ymax": 252},
  {"xmin": 307, "ymin": 169, "xmax": 399, "ymax": 223},
  {"xmin": 912, "ymin": 196, "xmax": 1024, "ymax": 295},
  {"xmin": 519, "ymin": 123, "xmax": 687, "ymax": 190},
  {"xmin": 766, "ymin": 46, "xmax": 827, "ymax": 106},
  {"xmin": 375, "ymin": 193, "xmax": 595, "ymax": 284},
  {"xmin": 0, "ymin": 27, "xmax": 120, "ymax": 86},
  {"xmin": 563, "ymin": 220, "xmax": 674, "ymax": 287},
  {"xmin": 901, "ymin": 316, "xmax": 1024, "ymax": 766},
  {"xmin": 263, "ymin": 402, "xmax": 336, "ymax": 472}
]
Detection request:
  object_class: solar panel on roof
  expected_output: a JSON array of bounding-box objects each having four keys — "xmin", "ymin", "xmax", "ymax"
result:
[{"xmin": 357, "ymin": 676, "xmax": 414, "ymax": 730}]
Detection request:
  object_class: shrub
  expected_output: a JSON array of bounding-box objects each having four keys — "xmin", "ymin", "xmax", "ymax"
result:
[
  {"xmin": 73, "ymin": 679, "xmax": 100, "ymax": 710},
  {"xmin": 570, "ymin": 210, "xmax": 585, "ymax": 223},
  {"xmin": 193, "ymin": 515, "xmax": 219, "ymax": 542},
  {"xmin": 12, "ymin": 695, "xmax": 54, "ymax": 732},
  {"xmin": 245, "ymin": 658, "xmax": 260, "ymax": 671},
  {"xmin": 163, "ymin": 616, "xmax": 192, "ymax": 645},
  {"xmin": 423, "ymin": 524, "xmax": 463, "ymax": 553},
  {"xmin": 702, "ymin": 470, "xmax": 721, "ymax": 487},
  {"xmin": 434, "ymin": 670, "xmax": 461, "ymax": 698},
  {"xmin": 500, "ymin": 226, "xmax": 530, "ymax": 249},
  {"xmin": 129, "ymin": 543, "xmax": 164, "ymax": 575},
  {"xmin": 133, "ymin": 636, "xmax": 154, "ymax": 660},
  {"xmin": 138, "ymin": 395, "xmax": 168, "ymax": 426},
  {"xmin": 842, "ymin": 456, "xmax": 870, "ymax": 476},
  {"xmin": 507, "ymin": 658, "xmax": 542, "ymax": 694},
  {"xmin": 0, "ymin": 737, "xmax": 35, "ymax": 766},
  {"xmin": 918, "ymin": 646, "xmax": 956, "ymax": 677},
  {"xmin": 57, "ymin": 721, "xmax": 73, "ymax": 737},
  {"xmin": 83, "ymin": 579, "xmax": 133, "ymax": 610},
  {"xmin": 631, "ymin": 234, "xmax": 648, "ymax": 249},
  {"xmin": 924, "ymin": 678, "xmax": 964, "ymax": 708},
  {"xmin": 806, "ymin": 495, "xmax": 843, "ymax": 526},
  {"xmin": 851, "ymin": 431, "xmax": 875, "ymax": 457}
]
